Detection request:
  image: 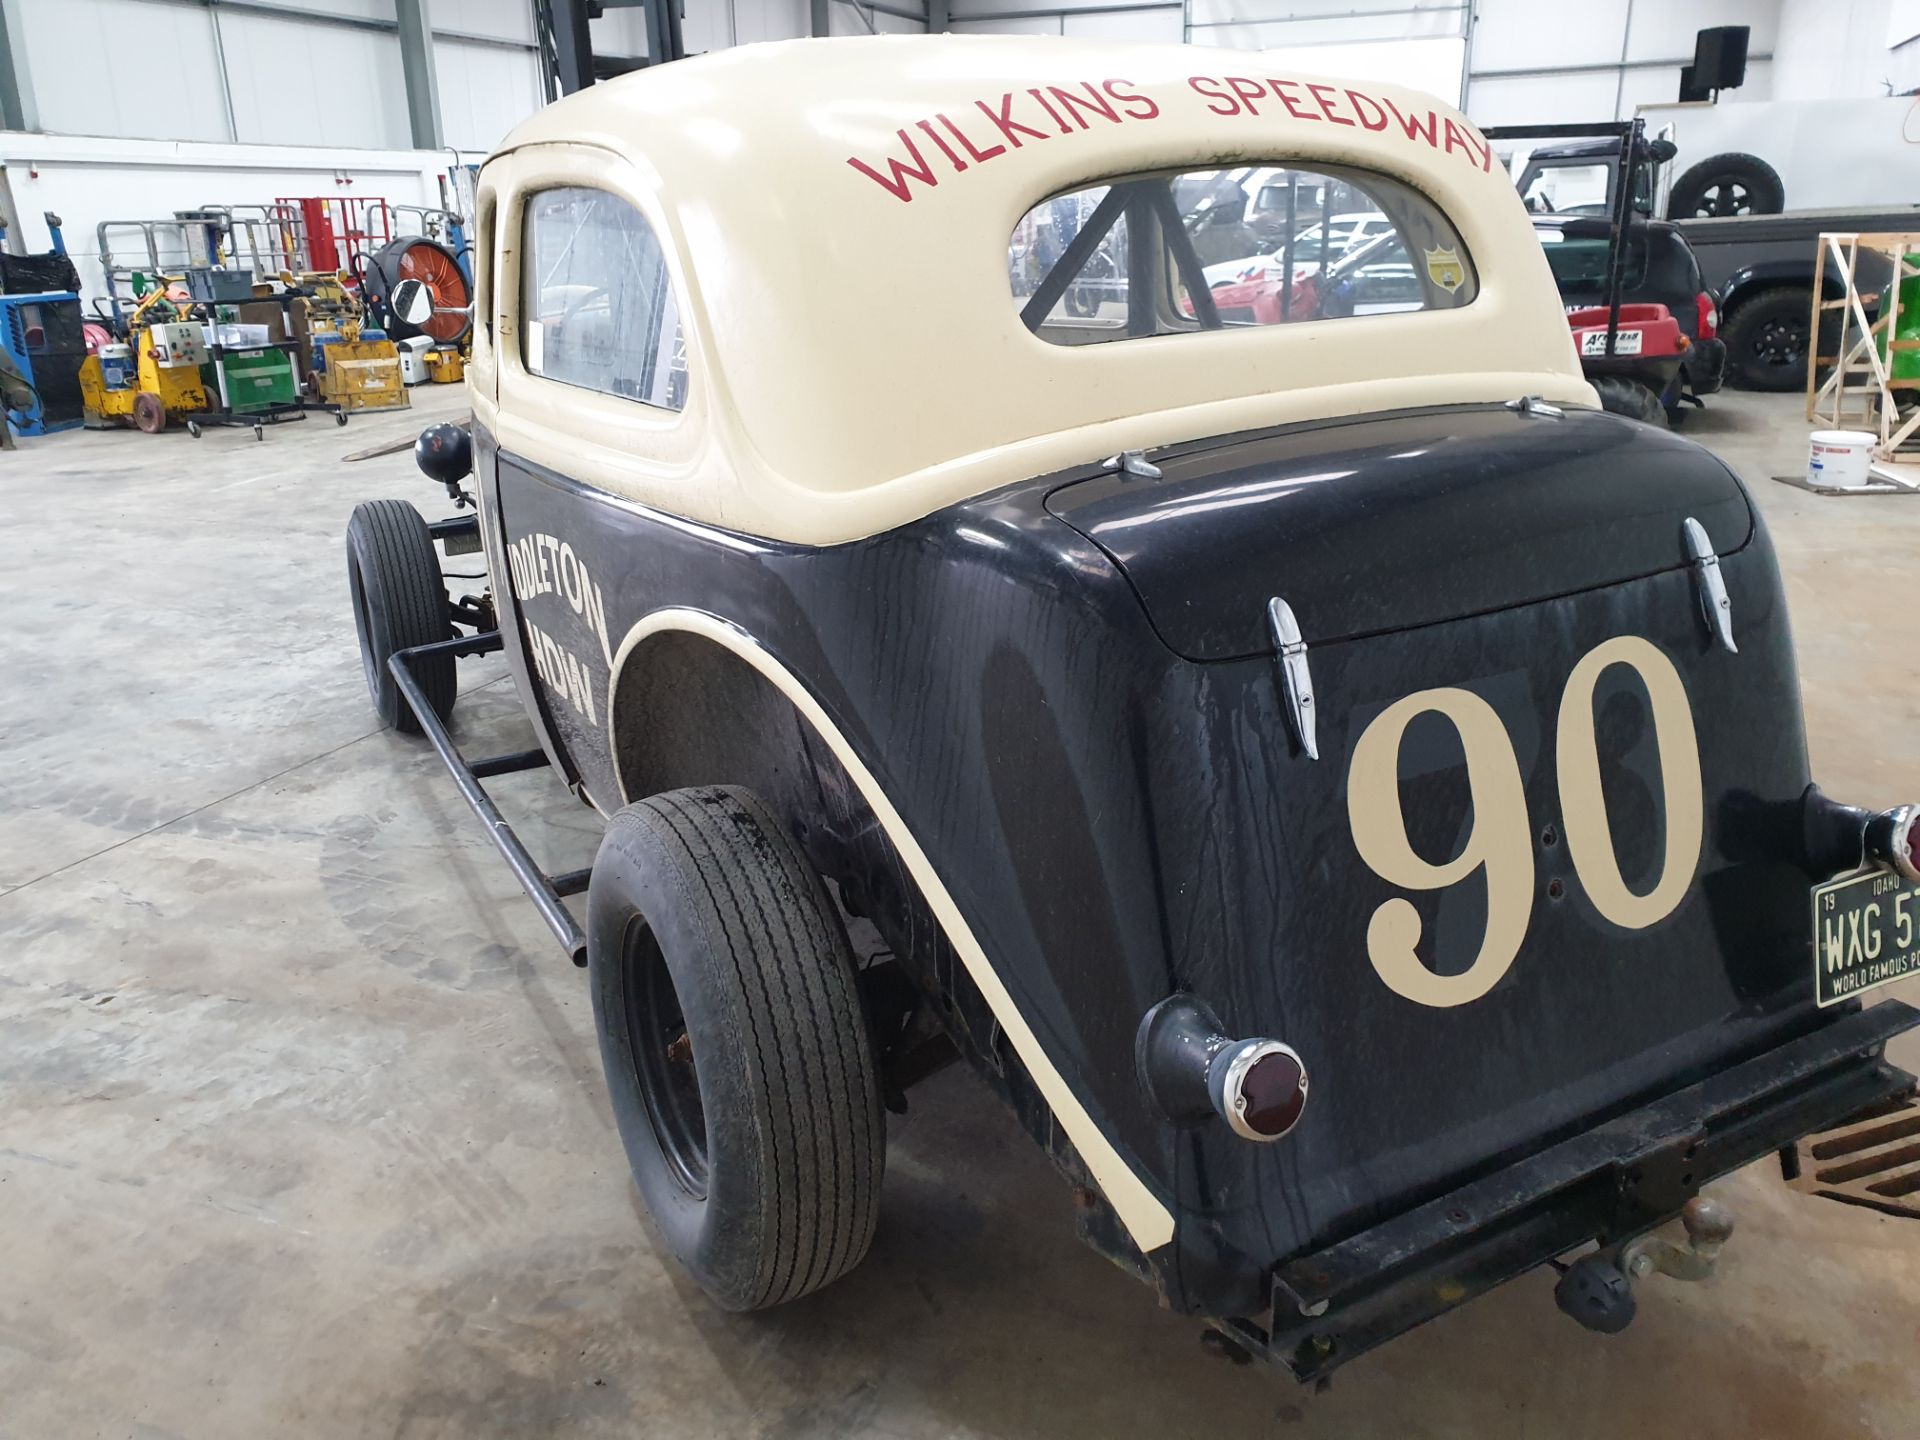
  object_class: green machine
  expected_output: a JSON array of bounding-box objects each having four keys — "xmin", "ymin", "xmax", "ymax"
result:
[
  {"xmin": 216, "ymin": 345, "xmax": 300, "ymax": 413},
  {"xmin": 1877, "ymin": 252, "xmax": 1920, "ymax": 385}
]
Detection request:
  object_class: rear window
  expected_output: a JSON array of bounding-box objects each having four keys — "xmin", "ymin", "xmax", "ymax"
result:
[
  {"xmin": 1009, "ymin": 164, "xmax": 1476, "ymax": 346},
  {"xmin": 1537, "ymin": 231, "xmax": 1649, "ymax": 294}
]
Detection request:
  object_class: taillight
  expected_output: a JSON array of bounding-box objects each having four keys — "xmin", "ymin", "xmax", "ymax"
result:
[
  {"xmin": 1868, "ymin": 805, "xmax": 1920, "ymax": 884},
  {"xmin": 1696, "ymin": 292, "xmax": 1718, "ymax": 339}
]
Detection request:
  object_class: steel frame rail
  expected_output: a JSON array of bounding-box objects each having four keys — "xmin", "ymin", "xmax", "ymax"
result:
[{"xmin": 388, "ymin": 631, "xmax": 591, "ymax": 965}]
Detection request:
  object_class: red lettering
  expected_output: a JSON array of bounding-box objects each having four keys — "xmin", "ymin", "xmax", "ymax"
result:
[
  {"xmin": 1270, "ymin": 78, "xmax": 1319, "ymax": 123},
  {"xmin": 1102, "ymin": 77, "xmax": 1160, "ymax": 120},
  {"xmin": 1442, "ymin": 117, "xmax": 1475, "ymax": 162},
  {"xmin": 938, "ymin": 111, "xmax": 1004, "ymax": 163},
  {"xmin": 916, "ymin": 117, "xmax": 968, "ymax": 172},
  {"xmin": 847, "ymin": 129, "xmax": 939, "ymax": 202},
  {"xmin": 1307, "ymin": 82, "xmax": 1352, "ymax": 126},
  {"xmin": 1028, "ymin": 87, "xmax": 1074, "ymax": 134},
  {"xmin": 1382, "ymin": 97, "xmax": 1438, "ymax": 148},
  {"xmin": 976, "ymin": 92, "xmax": 1049, "ymax": 147},
  {"xmin": 1188, "ymin": 76, "xmax": 1239, "ymax": 116},
  {"xmin": 1050, "ymin": 82, "xmax": 1119, "ymax": 128},
  {"xmin": 1227, "ymin": 76, "xmax": 1267, "ymax": 113},
  {"xmin": 1345, "ymin": 88, "xmax": 1389, "ymax": 131}
]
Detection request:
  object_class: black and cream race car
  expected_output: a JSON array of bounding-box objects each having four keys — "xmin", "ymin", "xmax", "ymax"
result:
[{"xmin": 345, "ymin": 36, "xmax": 1920, "ymax": 1381}]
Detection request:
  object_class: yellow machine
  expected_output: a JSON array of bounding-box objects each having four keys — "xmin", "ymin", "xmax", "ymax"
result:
[
  {"xmin": 80, "ymin": 283, "xmax": 210, "ymax": 433},
  {"xmin": 425, "ymin": 347, "xmax": 465, "ymax": 384},
  {"xmin": 283, "ymin": 269, "xmax": 409, "ymax": 414}
]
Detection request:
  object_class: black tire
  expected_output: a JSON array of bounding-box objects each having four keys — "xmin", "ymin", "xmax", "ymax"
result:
[
  {"xmin": 1722, "ymin": 286, "xmax": 1822, "ymax": 392},
  {"xmin": 1592, "ymin": 375, "xmax": 1668, "ymax": 426},
  {"xmin": 587, "ymin": 786, "xmax": 885, "ymax": 1312},
  {"xmin": 1667, "ymin": 152, "xmax": 1785, "ymax": 218},
  {"xmin": 345, "ymin": 498, "xmax": 453, "ymax": 734}
]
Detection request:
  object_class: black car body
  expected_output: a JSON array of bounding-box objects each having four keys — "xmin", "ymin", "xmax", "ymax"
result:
[
  {"xmin": 348, "ymin": 41, "xmax": 1920, "ymax": 1384},
  {"xmin": 1534, "ymin": 214, "xmax": 1725, "ymax": 416}
]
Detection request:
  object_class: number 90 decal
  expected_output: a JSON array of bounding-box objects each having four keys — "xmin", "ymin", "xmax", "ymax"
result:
[{"xmin": 1345, "ymin": 635, "xmax": 1704, "ymax": 1008}]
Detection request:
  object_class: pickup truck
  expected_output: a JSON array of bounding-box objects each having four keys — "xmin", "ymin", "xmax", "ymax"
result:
[{"xmin": 1512, "ymin": 134, "xmax": 1915, "ymax": 391}]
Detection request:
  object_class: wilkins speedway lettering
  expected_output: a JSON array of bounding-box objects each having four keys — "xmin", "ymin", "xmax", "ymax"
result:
[
  {"xmin": 504, "ymin": 531, "xmax": 613, "ymax": 725},
  {"xmin": 847, "ymin": 76, "xmax": 1495, "ymax": 203}
]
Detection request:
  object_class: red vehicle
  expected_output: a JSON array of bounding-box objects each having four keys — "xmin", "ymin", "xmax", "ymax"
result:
[{"xmin": 1564, "ymin": 301, "xmax": 1694, "ymax": 424}]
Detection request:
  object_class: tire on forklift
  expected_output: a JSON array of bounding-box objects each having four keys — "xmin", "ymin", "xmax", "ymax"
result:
[
  {"xmin": 586, "ymin": 785, "xmax": 886, "ymax": 1312},
  {"xmin": 1591, "ymin": 376, "xmax": 1668, "ymax": 426},
  {"xmin": 345, "ymin": 498, "xmax": 455, "ymax": 735}
]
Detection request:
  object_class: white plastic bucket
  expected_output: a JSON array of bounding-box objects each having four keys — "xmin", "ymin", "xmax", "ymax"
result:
[{"xmin": 1808, "ymin": 430, "xmax": 1875, "ymax": 489}]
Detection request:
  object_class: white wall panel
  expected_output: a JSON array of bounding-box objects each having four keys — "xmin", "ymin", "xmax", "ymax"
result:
[
  {"xmin": 951, "ymin": 14, "xmax": 1060, "ymax": 33},
  {"xmin": 1469, "ymin": 0, "xmax": 1630, "ymax": 73},
  {"xmin": 730, "ymin": 0, "xmax": 811, "ymax": 45},
  {"xmin": 1467, "ymin": 72, "xmax": 1621, "ymax": 128},
  {"xmin": 828, "ymin": 2, "xmax": 927, "ymax": 35},
  {"xmin": 433, "ymin": 0, "xmax": 537, "ymax": 42},
  {"xmin": 18, "ymin": 0, "xmax": 231, "ymax": 142},
  {"xmin": 1061, "ymin": 7, "xmax": 1184, "ymax": 42},
  {"xmin": 252, "ymin": 0, "xmax": 396, "ymax": 19},
  {"xmin": 1623, "ymin": 0, "xmax": 1778, "ymax": 62},
  {"xmin": 217, "ymin": 12, "xmax": 410, "ymax": 149},
  {"xmin": 435, "ymin": 38, "xmax": 542, "ymax": 152}
]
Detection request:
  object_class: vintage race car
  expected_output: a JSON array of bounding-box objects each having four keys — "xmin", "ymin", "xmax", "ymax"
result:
[{"xmin": 345, "ymin": 36, "xmax": 1920, "ymax": 1380}]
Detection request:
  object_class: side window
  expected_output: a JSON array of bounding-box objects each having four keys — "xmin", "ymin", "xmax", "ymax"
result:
[
  {"xmin": 1010, "ymin": 164, "xmax": 1476, "ymax": 346},
  {"xmin": 521, "ymin": 186, "xmax": 687, "ymax": 411}
]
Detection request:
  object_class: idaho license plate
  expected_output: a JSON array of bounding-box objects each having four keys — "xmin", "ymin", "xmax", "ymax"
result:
[
  {"xmin": 1580, "ymin": 329, "xmax": 1643, "ymax": 356},
  {"xmin": 1813, "ymin": 868, "xmax": 1920, "ymax": 1007}
]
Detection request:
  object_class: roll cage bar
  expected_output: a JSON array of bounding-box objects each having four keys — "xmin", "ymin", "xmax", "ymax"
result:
[{"xmin": 1018, "ymin": 175, "xmax": 1222, "ymax": 336}]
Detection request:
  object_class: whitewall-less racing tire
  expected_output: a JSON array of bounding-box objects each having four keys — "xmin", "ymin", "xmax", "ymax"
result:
[{"xmin": 587, "ymin": 785, "xmax": 886, "ymax": 1311}]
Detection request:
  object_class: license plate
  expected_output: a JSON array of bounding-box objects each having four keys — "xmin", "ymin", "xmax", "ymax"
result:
[
  {"xmin": 1580, "ymin": 329, "xmax": 1643, "ymax": 356},
  {"xmin": 1813, "ymin": 868, "xmax": 1920, "ymax": 1006}
]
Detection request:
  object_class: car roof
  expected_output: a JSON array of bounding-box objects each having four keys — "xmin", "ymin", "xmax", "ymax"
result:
[{"xmin": 477, "ymin": 35, "xmax": 1591, "ymax": 545}]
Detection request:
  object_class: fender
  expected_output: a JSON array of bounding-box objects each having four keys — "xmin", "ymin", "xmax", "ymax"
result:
[{"xmin": 604, "ymin": 607, "xmax": 1178, "ymax": 1253}]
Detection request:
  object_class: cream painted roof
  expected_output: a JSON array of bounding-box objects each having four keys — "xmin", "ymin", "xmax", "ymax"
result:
[{"xmin": 481, "ymin": 35, "xmax": 1593, "ymax": 545}]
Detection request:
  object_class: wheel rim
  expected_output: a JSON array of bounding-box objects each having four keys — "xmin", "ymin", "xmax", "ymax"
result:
[
  {"xmin": 1752, "ymin": 314, "xmax": 1807, "ymax": 368},
  {"xmin": 622, "ymin": 917, "xmax": 709, "ymax": 1197},
  {"xmin": 1697, "ymin": 180, "xmax": 1752, "ymax": 218}
]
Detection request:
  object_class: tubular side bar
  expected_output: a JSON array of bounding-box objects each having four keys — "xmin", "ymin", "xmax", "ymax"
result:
[
  {"xmin": 388, "ymin": 631, "xmax": 590, "ymax": 966},
  {"xmin": 1257, "ymin": 999, "xmax": 1920, "ymax": 1380}
]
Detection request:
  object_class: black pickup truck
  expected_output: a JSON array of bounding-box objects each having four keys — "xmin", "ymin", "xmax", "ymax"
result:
[{"xmin": 1513, "ymin": 135, "xmax": 1916, "ymax": 391}]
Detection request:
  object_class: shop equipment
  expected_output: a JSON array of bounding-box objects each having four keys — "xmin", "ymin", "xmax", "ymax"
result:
[
  {"xmin": 360, "ymin": 236, "xmax": 473, "ymax": 346},
  {"xmin": 0, "ymin": 291, "xmax": 87, "ymax": 434},
  {"xmin": 1807, "ymin": 230, "xmax": 1920, "ymax": 482}
]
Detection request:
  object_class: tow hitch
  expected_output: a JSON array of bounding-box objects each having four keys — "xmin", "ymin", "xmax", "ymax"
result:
[{"xmin": 1553, "ymin": 1196, "xmax": 1735, "ymax": 1334}]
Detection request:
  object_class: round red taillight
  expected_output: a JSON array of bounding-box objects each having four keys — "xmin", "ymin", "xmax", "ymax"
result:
[{"xmin": 1211, "ymin": 1039, "xmax": 1309, "ymax": 1143}]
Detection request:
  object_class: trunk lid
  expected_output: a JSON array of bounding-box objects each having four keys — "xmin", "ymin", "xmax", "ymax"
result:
[{"xmin": 1044, "ymin": 404, "xmax": 1750, "ymax": 660}]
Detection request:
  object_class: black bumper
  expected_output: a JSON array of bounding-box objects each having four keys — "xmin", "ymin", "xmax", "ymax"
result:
[
  {"xmin": 1245, "ymin": 1000, "xmax": 1920, "ymax": 1381},
  {"xmin": 1685, "ymin": 336, "xmax": 1728, "ymax": 396}
]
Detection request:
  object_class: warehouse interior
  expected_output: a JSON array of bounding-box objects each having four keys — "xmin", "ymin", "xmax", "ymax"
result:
[{"xmin": 6, "ymin": 2, "xmax": 1920, "ymax": 1437}]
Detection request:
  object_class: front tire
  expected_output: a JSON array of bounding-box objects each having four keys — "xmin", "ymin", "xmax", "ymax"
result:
[
  {"xmin": 1592, "ymin": 375, "xmax": 1668, "ymax": 425},
  {"xmin": 345, "ymin": 498, "xmax": 453, "ymax": 734},
  {"xmin": 587, "ymin": 786, "xmax": 885, "ymax": 1311}
]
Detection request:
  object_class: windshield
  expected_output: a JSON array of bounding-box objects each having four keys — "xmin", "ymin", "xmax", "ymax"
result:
[{"xmin": 1010, "ymin": 164, "xmax": 1476, "ymax": 345}]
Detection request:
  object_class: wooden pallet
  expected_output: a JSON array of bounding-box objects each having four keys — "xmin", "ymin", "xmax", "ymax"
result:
[{"xmin": 1785, "ymin": 1094, "xmax": 1920, "ymax": 1218}]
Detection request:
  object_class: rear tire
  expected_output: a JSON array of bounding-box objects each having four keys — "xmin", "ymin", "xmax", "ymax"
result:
[
  {"xmin": 1668, "ymin": 153, "xmax": 1785, "ymax": 218},
  {"xmin": 345, "ymin": 498, "xmax": 453, "ymax": 734},
  {"xmin": 1592, "ymin": 376, "xmax": 1668, "ymax": 426},
  {"xmin": 1722, "ymin": 286, "xmax": 1821, "ymax": 392},
  {"xmin": 587, "ymin": 786, "xmax": 885, "ymax": 1312}
]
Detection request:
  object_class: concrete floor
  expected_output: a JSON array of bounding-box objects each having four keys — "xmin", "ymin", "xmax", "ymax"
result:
[{"xmin": 2, "ymin": 388, "xmax": 1919, "ymax": 1440}]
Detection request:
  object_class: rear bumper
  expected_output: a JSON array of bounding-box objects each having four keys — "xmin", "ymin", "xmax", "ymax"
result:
[
  {"xmin": 1240, "ymin": 1000, "xmax": 1920, "ymax": 1381},
  {"xmin": 1685, "ymin": 336, "xmax": 1728, "ymax": 395}
]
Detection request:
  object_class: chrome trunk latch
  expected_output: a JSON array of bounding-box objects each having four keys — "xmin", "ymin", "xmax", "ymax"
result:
[
  {"xmin": 1682, "ymin": 517, "xmax": 1737, "ymax": 654},
  {"xmin": 1266, "ymin": 596, "xmax": 1318, "ymax": 761},
  {"xmin": 1505, "ymin": 395, "xmax": 1564, "ymax": 419},
  {"xmin": 1101, "ymin": 449, "xmax": 1163, "ymax": 480}
]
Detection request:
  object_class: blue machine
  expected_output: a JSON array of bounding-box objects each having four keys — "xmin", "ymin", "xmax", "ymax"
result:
[{"xmin": 1, "ymin": 291, "xmax": 88, "ymax": 436}]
